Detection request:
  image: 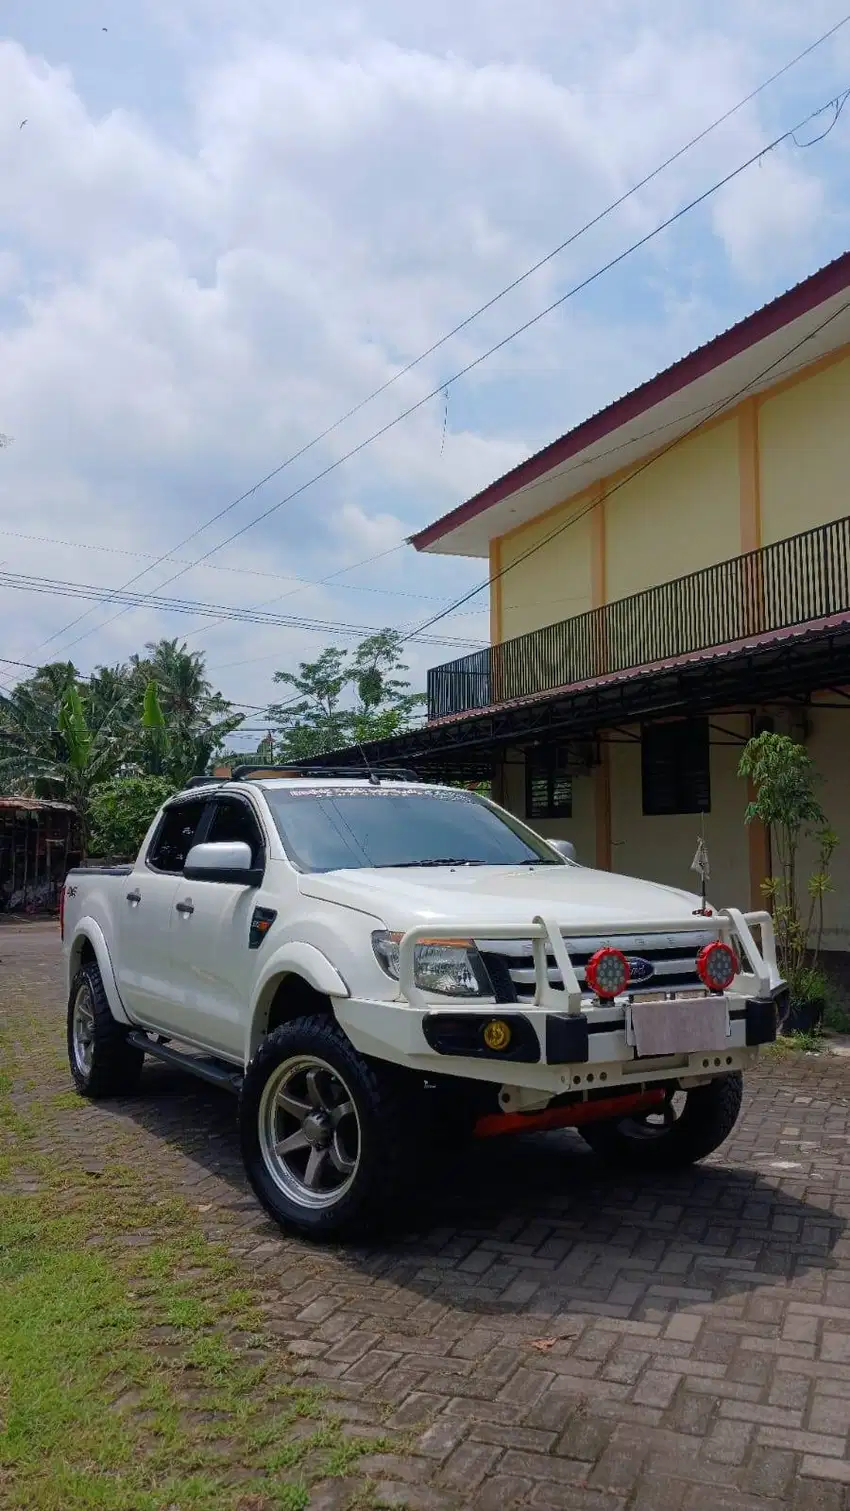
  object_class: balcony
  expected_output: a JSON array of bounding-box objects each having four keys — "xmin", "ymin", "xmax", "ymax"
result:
[{"xmin": 427, "ymin": 514, "xmax": 850, "ymax": 722}]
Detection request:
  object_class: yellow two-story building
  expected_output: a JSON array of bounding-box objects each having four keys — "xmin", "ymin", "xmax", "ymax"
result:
[{"xmin": 316, "ymin": 252, "xmax": 850, "ymax": 957}]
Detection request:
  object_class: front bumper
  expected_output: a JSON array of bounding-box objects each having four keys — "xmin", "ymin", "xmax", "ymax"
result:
[{"xmin": 333, "ymin": 908, "xmax": 784, "ymax": 1103}]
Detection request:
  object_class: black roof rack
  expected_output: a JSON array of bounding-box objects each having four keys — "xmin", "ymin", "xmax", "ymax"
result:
[
  {"xmin": 184, "ymin": 765, "xmax": 422, "ymax": 789},
  {"xmin": 231, "ymin": 764, "xmax": 421, "ymax": 784}
]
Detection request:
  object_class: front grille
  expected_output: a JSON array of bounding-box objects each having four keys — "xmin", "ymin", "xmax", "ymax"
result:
[{"xmin": 476, "ymin": 931, "xmax": 711, "ymax": 1005}]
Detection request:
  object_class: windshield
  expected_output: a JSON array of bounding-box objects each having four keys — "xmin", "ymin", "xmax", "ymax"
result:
[{"xmin": 264, "ymin": 787, "xmax": 566, "ymax": 873}]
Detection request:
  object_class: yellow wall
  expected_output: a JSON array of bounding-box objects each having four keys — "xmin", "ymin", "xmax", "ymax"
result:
[
  {"xmin": 605, "ymin": 419, "xmax": 740, "ymax": 602},
  {"xmin": 500, "ymin": 750, "xmax": 597, "ymax": 863},
  {"xmin": 759, "ymin": 354, "xmax": 850, "ymax": 545},
  {"xmin": 499, "ymin": 492, "xmax": 595, "ymax": 641},
  {"xmin": 606, "ymin": 719, "xmax": 751, "ymax": 908}
]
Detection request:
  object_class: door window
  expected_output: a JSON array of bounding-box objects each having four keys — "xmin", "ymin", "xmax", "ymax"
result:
[
  {"xmin": 205, "ymin": 798, "xmax": 266, "ymax": 868},
  {"xmin": 147, "ymin": 800, "xmax": 207, "ymax": 874}
]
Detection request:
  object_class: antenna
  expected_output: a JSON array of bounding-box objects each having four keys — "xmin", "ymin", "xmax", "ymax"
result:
[{"xmin": 354, "ymin": 737, "xmax": 380, "ymax": 786}]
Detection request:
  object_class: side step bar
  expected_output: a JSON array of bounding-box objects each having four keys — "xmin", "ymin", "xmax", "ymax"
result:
[{"xmin": 127, "ymin": 1030, "xmax": 243, "ymax": 1095}]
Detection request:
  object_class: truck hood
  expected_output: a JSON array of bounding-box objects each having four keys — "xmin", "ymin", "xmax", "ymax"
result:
[{"xmin": 298, "ymin": 864, "xmax": 710, "ymax": 931}]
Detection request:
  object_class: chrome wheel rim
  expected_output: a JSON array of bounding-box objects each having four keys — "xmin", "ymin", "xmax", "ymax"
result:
[
  {"xmin": 618, "ymin": 1089, "xmax": 687, "ymax": 1141},
  {"xmin": 258, "ymin": 1056, "xmax": 361, "ymax": 1211},
  {"xmin": 71, "ymin": 984, "xmax": 96, "ymax": 1077}
]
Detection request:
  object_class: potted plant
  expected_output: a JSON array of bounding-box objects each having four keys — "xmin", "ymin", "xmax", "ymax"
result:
[{"xmin": 738, "ymin": 732, "xmax": 837, "ymax": 1034}]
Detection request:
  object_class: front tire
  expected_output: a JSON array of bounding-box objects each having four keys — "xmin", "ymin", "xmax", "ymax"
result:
[
  {"xmin": 67, "ymin": 962, "xmax": 145, "ymax": 1098},
  {"xmin": 239, "ymin": 1017, "xmax": 420, "ymax": 1241},
  {"xmin": 579, "ymin": 1073, "xmax": 743, "ymax": 1172}
]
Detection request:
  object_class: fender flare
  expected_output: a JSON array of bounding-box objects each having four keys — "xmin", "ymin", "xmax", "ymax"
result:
[
  {"xmin": 247, "ymin": 942, "xmax": 349, "ymax": 1061},
  {"xmin": 68, "ymin": 919, "xmax": 131, "ymax": 1025}
]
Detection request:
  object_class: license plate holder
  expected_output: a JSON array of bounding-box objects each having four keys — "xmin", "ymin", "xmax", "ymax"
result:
[{"xmin": 627, "ymin": 997, "xmax": 729, "ymax": 1058}]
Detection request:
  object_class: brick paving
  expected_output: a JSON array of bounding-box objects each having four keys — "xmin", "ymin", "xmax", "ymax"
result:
[{"xmin": 3, "ymin": 923, "xmax": 850, "ymax": 1509}]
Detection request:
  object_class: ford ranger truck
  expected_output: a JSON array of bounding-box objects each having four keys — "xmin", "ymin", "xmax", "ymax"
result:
[{"xmin": 61, "ymin": 767, "xmax": 785, "ymax": 1241}]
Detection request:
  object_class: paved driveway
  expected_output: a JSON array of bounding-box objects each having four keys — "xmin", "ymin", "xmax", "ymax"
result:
[{"xmin": 3, "ymin": 923, "xmax": 850, "ymax": 1509}]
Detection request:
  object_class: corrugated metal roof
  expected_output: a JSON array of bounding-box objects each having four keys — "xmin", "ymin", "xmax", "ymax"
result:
[
  {"xmin": 0, "ymin": 797, "xmax": 76, "ymax": 812},
  {"xmin": 412, "ymin": 250, "xmax": 850, "ymax": 553}
]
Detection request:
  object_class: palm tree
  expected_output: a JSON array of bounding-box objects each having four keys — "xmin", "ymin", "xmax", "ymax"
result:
[
  {"xmin": 130, "ymin": 639, "xmax": 242, "ymax": 784},
  {"xmin": 0, "ymin": 680, "xmax": 125, "ymax": 856}
]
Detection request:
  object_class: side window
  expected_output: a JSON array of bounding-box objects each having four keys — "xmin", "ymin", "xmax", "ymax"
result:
[
  {"xmin": 641, "ymin": 718, "xmax": 711, "ymax": 816},
  {"xmin": 526, "ymin": 748, "xmax": 573, "ymax": 820},
  {"xmin": 205, "ymin": 798, "xmax": 265, "ymax": 868},
  {"xmin": 148, "ymin": 800, "xmax": 208, "ymax": 874}
]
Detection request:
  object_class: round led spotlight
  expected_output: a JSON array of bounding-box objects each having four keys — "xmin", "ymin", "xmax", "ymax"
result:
[
  {"xmin": 586, "ymin": 947, "xmax": 631, "ymax": 1000},
  {"xmin": 696, "ymin": 940, "xmax": 738, "ymax": 993}
]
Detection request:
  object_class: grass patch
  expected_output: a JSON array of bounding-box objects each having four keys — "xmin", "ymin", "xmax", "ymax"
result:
[{"xmin": 0, "ymin": 1022, "xmax": 366, "ymax": 1511}]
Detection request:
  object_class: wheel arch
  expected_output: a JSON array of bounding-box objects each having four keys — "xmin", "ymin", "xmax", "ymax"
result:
[
  {"xmin": 247, "ymin": 944, "xmax": 348, "ymax": 1063},
  {"xmin": 68, "ymin": 921, "xmax": 131, "ymax": 1025}
]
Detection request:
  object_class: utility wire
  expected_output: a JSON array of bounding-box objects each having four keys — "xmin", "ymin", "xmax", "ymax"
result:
[
  {"xmin": 162, "ymin": 81, "xmax": 850, "ymax": 659},
  {"xmin": 35, "ymin": 16, "xmax": 850, "ymax": 658},
  {"xmin": 0, "ymin": 567, "xmax": 484, "ymax": 648},
  {"xmin": 408, "ymin": 293, "xmax": 850, "ymax": 640}
]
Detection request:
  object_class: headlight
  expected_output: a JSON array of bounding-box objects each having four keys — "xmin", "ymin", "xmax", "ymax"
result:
[{"xmin": 371, "ymin": 931, "xmax": 493, "ymax": 998}]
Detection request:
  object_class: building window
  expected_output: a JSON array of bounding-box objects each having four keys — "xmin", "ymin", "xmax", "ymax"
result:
[
  {"xmin": 526, "ymin": 748, "xmax": 573, "ymax": 819},
  {"xmin": 641, "ymin": 718, "xmax": 711, "ymax": 816}
]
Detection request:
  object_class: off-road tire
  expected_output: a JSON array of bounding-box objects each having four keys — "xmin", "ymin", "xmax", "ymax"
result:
[
  {"xmin": 239, "ymin": 1016, "xmax": 423, "ymax": 1242},
  {"xmin": 67, "ymin": 961, "xmax": 145, "ymax": 1098},
  {"xmin": 578, "ymin": 1072, "xmax": 743, "ymax": 1172}
]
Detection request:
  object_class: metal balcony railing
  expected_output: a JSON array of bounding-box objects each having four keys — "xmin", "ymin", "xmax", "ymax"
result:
[{"xmin": 427, "ymin": 513, "xmax": 850, "ymax": 721}]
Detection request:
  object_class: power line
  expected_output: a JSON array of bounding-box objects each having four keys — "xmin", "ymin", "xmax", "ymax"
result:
[
  {"xmin": 0, "ymin": 566, "xmax": 484, "ymax": 648},
  {"xmin": 35, "ymin": 17, "xmax": 850, "ymax": 658},
  {"xmin": 408, "ymin": 293, "xmax": 850, "ymax": 639},
  {"xmin": 0, "ymin": 528, "xmax": 442, "ymax": 601}
]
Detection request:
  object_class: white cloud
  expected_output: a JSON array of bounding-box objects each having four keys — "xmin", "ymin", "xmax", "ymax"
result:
[{"xmin": 0, "ymin": 3, "xmax": 847, "ymax": 723}]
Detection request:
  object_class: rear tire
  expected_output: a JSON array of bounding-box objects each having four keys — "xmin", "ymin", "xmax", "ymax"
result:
[
  {"xmin": 579, "ymin": 1073, "xmax": 743, "ymax": 1172},
  {"xmin": 239, "ymin": 1017, "xmax": 421, "ymax": 1242},
  {"xmin": 67, "ymin": 962, "xmax": 145, "ymax": 1098}
]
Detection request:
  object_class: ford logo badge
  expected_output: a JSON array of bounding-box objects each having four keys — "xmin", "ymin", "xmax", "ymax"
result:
[{"xmin": 626, "ymin": 957, "xmax": 655, "ymax": 984}]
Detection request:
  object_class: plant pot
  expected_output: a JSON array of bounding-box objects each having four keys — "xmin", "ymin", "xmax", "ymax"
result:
[{"xmin": 781, "ymin": 998, "xmax": 826, "ymax": 1036}]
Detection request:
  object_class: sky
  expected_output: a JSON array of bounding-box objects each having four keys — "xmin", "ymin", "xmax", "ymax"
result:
[{"xmin": 1, "ymin": 0, "xmax": 849, "ymax": 742}]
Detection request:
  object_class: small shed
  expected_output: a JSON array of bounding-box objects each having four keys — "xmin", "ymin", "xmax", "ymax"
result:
[{"xmin": 0, "ymin": 798, "xmax": 82, "ymax": 914}]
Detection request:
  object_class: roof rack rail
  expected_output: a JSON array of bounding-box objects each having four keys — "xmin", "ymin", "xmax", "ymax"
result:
[
  {"xmin": 184, "ymin": 775, "xmax": 228, "ymax": 789},
  {"xmin": 230, "ymin": 763, "xmax": 421, "ymax": 784}
]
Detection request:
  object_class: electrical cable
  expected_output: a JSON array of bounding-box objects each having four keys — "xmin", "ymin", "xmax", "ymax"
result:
[
  {"xmin": 33, "ymin": 19, "xmax": 850, "ymax": 657},
  {"xmin": 407, "ymin": 293, "xmax": 850, "ymax": 639}
]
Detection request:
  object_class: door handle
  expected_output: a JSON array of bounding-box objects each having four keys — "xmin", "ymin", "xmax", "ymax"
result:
[
  {"xmin": 175, "ymin": 899, "xmax": 194, "ymax": 915},
  {"xmin": 126, "ymin": 889, "xmax": 141, "ymax": 904}
]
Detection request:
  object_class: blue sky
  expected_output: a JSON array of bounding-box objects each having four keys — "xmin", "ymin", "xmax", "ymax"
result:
[{"xmin": 1, "ymin": 0, "xmax": 849, "ymax": 734}]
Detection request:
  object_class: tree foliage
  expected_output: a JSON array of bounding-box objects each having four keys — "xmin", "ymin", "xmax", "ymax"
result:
[
  {"xmin": 89, "ymin": 774, "xmax": 176, "ymax": 860},
  {"xmin": 739, "ymin": 731, "xmax": 838, "ymax": 1007},
  {"xmin": 0, "ymin": 640, "xmax": 240, "ymax": 853},
  {"xmin": 268, "ymin": 630, "xmax": 424, "ymax": 760}
]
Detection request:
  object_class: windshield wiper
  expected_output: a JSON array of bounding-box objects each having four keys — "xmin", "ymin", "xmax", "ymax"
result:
[{"xmin": 380, "ymin": 858, "xmax": 489, "ymax": 868}]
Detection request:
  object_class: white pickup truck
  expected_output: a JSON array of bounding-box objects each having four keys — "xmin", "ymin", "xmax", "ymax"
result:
[{"xmin": 61, "ymin": 766, "xmax": 785, "ymax": 1241}]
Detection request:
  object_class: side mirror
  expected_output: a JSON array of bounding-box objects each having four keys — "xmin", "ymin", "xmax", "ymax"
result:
[
  {"xmin": 184, "ymin": 841, "xmax": 263, "ymax": 886},
  {"xmin": 548, "ymin": 838, "xmax": 576, "ymax": 863}
]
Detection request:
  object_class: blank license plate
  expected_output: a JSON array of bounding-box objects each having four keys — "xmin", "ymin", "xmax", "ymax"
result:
[{"xmin": 630, "ymin": 997, "xmax": 729, "ymax": 1058}]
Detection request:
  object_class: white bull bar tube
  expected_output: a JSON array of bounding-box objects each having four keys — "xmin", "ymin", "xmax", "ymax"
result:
[{"xmin": 397, "ymin": 909, "xmax": 780, "ymax": 1011}]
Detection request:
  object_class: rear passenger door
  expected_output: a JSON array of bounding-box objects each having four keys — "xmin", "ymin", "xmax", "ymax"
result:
[
  {"xmin": 113, "ymin": 797, "xmax": 208, "ymax": 1029},
  {"xmin": 167, "ymin": 793, "xmax": 268, "ymax": 1059}
]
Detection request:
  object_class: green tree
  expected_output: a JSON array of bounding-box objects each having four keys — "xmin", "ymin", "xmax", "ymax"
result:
[
  {"xmin": 268, "ymin": 631, "xmax": 424, "ymax": 759},
  {"xmin": 89, "ymin": 774, "xmax": 176, "ymax": 860},
  {"xmin": 129, "ymin": 639, "xmax": 242, "ymax": 784},
  {"xmin": 351, "ymin": 630, "xmax": 426, "ymax": 743},
  {"xmin": 268, "ymin": 647, "xmax": 353, "ymax": 761},
  {"xmin": 739, "ymin": 731, "xmax": 838, "ymax": 1007},
  {"xmin": 0, "ymin": 677, "xmax": 127, "ymax": 855}
]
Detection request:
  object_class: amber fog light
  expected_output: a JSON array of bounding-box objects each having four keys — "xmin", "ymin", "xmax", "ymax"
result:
[{"xmin": 482, "ymin": 1019, "xmax": 512, "ymax": 1051}]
